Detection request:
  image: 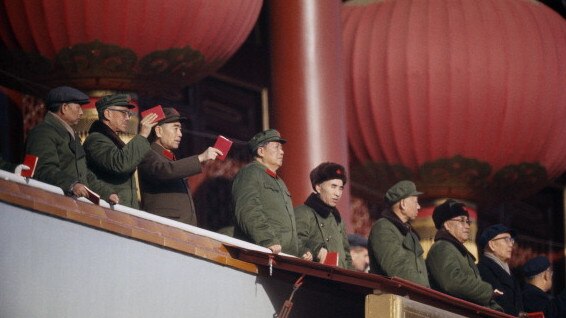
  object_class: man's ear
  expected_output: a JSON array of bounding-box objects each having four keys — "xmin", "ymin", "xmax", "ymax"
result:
[
  {"xmin": 155, "ymin": 125, "xmax": 163, "ymax": 138},
  {"xmin": 59, "ymin": 103, "xmax": 69, "ymax": 115},
  {"xmin": 102, "ymin": 109, "xmax": 111, "ymax": 121},
  {"xmin": 314, "ymin": 184, "xmax": 321, "ymax": 194},
  {"xmin": 399, "ymin": 198, "xmax": 406, "ymax": 210},
  {"xmin": 486, "ymin": 240, "xmax": 495, "ymax": 252},
  {"xmin": 544, "ymin": 269, "xmax": 552, "ymax": 281}
]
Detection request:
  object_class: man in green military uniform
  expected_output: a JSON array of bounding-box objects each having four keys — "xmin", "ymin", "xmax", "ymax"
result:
[
  {"xmin": 26, "ymin": 86, "xmax": 118, "ymax": 204},
  {"xmin": 426, "ymin": 199, "xmax": 503, "ymax": 311},
  {"xmin": 83, "ymin": 94, "xmax": 157, "ymax": 208},
  {"xmin": 232, "ymin": 129, "xmax": 300, "ymax": 256},
  {"xmin": 295, "ymin": 162, "xmax": 352, "ymax": 268},
  {"xmin": 367, "ymin": 180, "xmax": 429, "ymax": 287}
]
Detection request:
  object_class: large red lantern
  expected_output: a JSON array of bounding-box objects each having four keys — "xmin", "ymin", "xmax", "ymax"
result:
[
  {"xmin": 0, "ymin": 0, "xmax": 262, "ymax": 96},
  {"xmin": 342, "ymin": 0, "xmax": 566, "ymax": 203}
]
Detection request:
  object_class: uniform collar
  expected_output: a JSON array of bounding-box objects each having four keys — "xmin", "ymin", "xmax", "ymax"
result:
[
  {"xmin": 435, "ymin": 229, "xmax": 475, "ymax": 261},
  {"xmin": 383, "ymin": 209, "xmax": 413, "ymax": 236},
  {"xmin": 88, "ymin": 120, "xmax": 125, "ymax": 149},
  {"xmin": 162, "ymin": 149, "xmax": 175, "ymax": 161},
  {"xmin": 265, "ymin": 168, "xmax": 277, "ymax": 178},
  {"xmin": 152, "ymin": 142, "xmax": 175, "ymax": 160},
  {"xmin": 304, "ymin": 193, "xmax": 341, "ymax": 222}
]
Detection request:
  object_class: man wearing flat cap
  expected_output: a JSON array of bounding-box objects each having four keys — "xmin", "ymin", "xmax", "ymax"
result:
[
  {"xmin": 26, "ymin": 86, "xmax": 119, "ymax": 204},
  {"xmin": 83, "ymin": 94, "xmax": 158, "ymax": 208},
  {"xmin": 477, "ymin": 224, "xmax": 523, "ymax": 315},
  {"xmin": 295, "ymin": 162, "xmax": 353, "ymax": 268},
  {"xmin": 426, "ymin": 199, "xmax": 503, "ymax": 311},
  {"xmin": 138, "ymin": 107, "xmax": 221, "ymax": 225},
  {"xmin": 232, "ymin": 129, "xmax": 300, "ymax": 256},
  {"xmin": 522, "ymin": 255, "xmax": 566, "ymax": 317},
  {"xmin": 367, "ymin": 180, "xmax": 429, "ymax": 286}
]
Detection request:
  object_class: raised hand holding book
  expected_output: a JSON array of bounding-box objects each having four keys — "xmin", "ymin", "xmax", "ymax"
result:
[
  {"xmin": 213, "ymin": 135, "xmax": 233, "ymax": 161},
  {"xmin": 141, "ymin": 105, "xmax": 166, "ymax": 123}
]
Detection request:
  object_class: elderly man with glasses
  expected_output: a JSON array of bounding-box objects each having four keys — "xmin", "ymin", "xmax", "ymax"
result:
[
  {"xmin": 83, "ymin": 94, "xmax": 158, "ymax": 208},
  {"xmin": 426, "ymin": 199, "xmax": 503, "ymax": 312},
  {"xmin": 477, "ymin": 224, "xmax": 524, "ymax": 316}
]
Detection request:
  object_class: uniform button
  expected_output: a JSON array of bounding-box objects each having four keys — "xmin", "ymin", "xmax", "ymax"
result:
[
  {"xmin": 320, "ymin": 224, "xmax": 324, "ymax": 227},
  {"xmin": 326, "ymin": 238, "xmax": 329, "ymax": 242}
]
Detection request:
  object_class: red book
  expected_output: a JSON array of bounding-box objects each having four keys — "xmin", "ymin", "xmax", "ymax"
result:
[
  {"xmin": 84, "ymin": 186, "xmax": 101, "ymax": 205},
  {"xmin": 323, "ymin": 252, "xmax": 339, "ymax": 266},
  {"xmin": 213, "ymin": 135, "xmax": 233, "ymax": 161},
  {"xmin": 141, "ymin": 105, "xmax": 166, "ymax": 123},
  {"xmin": 525, "ymin": 313, "xmax": 544, "ymax": 318},
  {"xmin": 20, "ymin": 154, "xmax": 38, "ymax": 178}
]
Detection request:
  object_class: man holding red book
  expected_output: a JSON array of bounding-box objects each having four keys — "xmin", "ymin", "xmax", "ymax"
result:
[
  {"xmin": 25, "ymin": 86, "xmax": 118, "ymax": 204},
  {"xmin": 138, "ymin": 107, "xmax": 221, "ymax": 225},
  {"xmin": 295, "ymin": 162, "xmax": 353, "ymax": 268},
  {"xmin": 83, "ymin": 94, "xmax": 158, "ymax": 209}
]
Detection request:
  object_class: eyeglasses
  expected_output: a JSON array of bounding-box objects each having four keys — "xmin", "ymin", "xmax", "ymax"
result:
[
  {"xmin": 491, "ymin": 236, "xmax": 515, "ymax": 245},
  {"xmin": 449, "ymin": 217, "xmax": 472, "ymax": 226},
  {"xmin": 107, "ymin": 108, "xmax": 134, "ymax": 118}
]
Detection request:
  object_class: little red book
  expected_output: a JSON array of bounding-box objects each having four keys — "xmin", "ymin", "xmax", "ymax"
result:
[
  {"xmin": 213, "ymin": 135, "xmax": 233, "ymax": 161},
  {"xmin": 84, "ymin": 186, "xmax": 101, "ymax": 205},
  {"xmin": 323, "ymin": 252, "xmax": 339, "ymax": 266},
  {"xmin": 525, "ymin": 313, "xmax": 544, "ymax": 318},
  {"xmin": 141, "ymin": 105, "xmax": 166, "ymax": 123},
  {"xmin": 20, "ymin": 154, "xmax": 38, "ymax": 178}
]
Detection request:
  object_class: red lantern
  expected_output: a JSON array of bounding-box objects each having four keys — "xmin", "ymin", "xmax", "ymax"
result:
[
  {"xmin": 0, "ymin": 0, "xmax": 262, "ymax": 96},
  {"xmin": 342, "ymin": 0, "xmax": 566, "ymax": 202}
]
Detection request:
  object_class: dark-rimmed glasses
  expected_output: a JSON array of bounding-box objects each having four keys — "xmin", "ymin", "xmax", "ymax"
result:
[
  {"xmin": 491, "ymin": 236, "xmax": 515, "ymax": 245},
  {"xmin": 449, "ymin": 217, "xmax": 472, "ymax": 226},
  {"xmin": 107, "ymin": 108, "xmax": 133, "ymax": 118}
]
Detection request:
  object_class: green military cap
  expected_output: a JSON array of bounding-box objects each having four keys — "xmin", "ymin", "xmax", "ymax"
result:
[
  {"xmin": 248, "ymin": 129, "xmax": 287, "ymax": 153},
  {"xmin": 158, "ymin": 107, "xmax": 187, "ymax": 125},
  {"xmin": 95, "ymin": 94, "xmax": 135, "ymax": 114},
  {"xmin": 384, "ymin": 180, "xmax": 423, "ymax": 206}
]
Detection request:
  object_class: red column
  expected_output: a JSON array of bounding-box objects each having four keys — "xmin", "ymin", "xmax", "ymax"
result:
[{"xmin": 269, "ymin": 0, "xmax": 351, "ymax": 229}]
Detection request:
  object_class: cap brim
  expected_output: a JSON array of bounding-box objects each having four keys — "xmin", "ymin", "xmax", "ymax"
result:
[
  {"xmin": 75, "ymin": 99, "xmax": 91, "ymax": 105},
  {"xmin": 159, "ymin": 116, "xmax": 187, "ymax": 125},
  {"xmin": 113, "ymin": 102, "xmax": 136, "ymax": 109}
]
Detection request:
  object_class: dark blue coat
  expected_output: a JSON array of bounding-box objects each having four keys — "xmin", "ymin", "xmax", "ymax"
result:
[
  {"xmin": 477, "ymin": 255, "xmax": 523, "ymax": 316},
  {"xmin": 522, "ymin": 283, "xmax": 566, "ymax": 318}
]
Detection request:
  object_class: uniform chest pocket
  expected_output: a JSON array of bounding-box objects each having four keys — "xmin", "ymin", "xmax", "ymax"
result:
[
  {"xmin": 263, "ymin": 182, "xmax": 280, "ymax": 193},
  {"xmin": 263, "ymin": 182, "xmax": 292, "ymax": 199}
]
